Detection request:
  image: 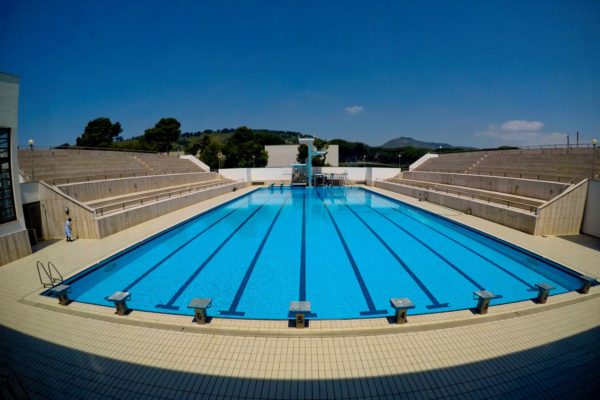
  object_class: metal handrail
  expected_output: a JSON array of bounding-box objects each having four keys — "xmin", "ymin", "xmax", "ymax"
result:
[
  {"xmin": 18, "ymin": 144, "xmax": 159, "ymax": 154},
  {"xmin": 47, "ymin": 261, "xmax": 64, "ymax": 284},
  {"xmin": 472, "ymin": 170, "xmax": 579, "ymax": 183},
  {"xmin": 36, "ymin": 261, "xmax": 63, "ymax": 288},
  {"xmin": 36, "ymin": 261, "xmax": 52, "ymax": 287},
  {"xmin": 96, "ymin": 180, "xmax": 235, "ymax": 216},
  {"xmin": 48, "ymin": 169, "xmax": 203, "ymax": 185},
  {"xmin": 416, "ymin": 169, "xmax": 580, "ymax": 183},
  {"xmin": 387, "ymin": 179, "xmax": 538, "ymax": 213}
]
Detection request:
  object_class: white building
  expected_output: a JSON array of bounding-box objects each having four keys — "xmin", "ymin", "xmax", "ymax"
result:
[
  {"xmin": 265, "ymin": 144, "xmax": 339, "ymax": 167},
  {"xmin": 0, "ymin": 72, "xmax": 32, "ymax": 265}
]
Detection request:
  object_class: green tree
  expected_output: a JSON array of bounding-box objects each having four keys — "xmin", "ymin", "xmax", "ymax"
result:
[
  {"xmin": 297, "ymin": 144, "xmax": 308, "ymax": 163},
  {"xmin": 76, "ymin": 117, "xmax": 123, "ymax": 148},
  {"xmin": 199, "ymin": 139, "xmax": 223, "ymax": 170},
  {"xmin": 296, "ymin": 140, "xmax": 328, "ymax": 166},
  {"xmin": 184, "ymin": 142, "xmax": 201, "ymax": 156},
  {"xmin": 222, "ymin": 126, "xmax": 268, "ymax": 167},
  {"xmin": 144, "ymin": 118, "xmax": 181, "ymax": 153}
]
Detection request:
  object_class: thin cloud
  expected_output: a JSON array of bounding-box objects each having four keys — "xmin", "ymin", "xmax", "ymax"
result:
[
  {"xmin": 345, "ymin": 105, "xmax": 364, "ymax": 115},
  {"xmin": 475, "ymin": 120, "xmax": 566, "ymax": 146},
  {"xmin": 500, "ymin": 120, "xmax": 543, "ymax": 131}
]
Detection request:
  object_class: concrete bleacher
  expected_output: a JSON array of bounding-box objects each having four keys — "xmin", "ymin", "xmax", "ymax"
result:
[
  {"xmin": 412, "ymin": 147, "xmax": 598, "ymax": 183},
  {"xmin": 21, "ymin": 148, "xmax": 249, "ymax": 239},
  {"xmin": 386, "ymin": 176, "xmax": 544, "ymax": 213},
  {"xmin": 377, "ymin": 147, "xmax": 594, "ymax": 235},
  {"xmin": 57, "ymin": 172, "xmax": 224, "ymax": 202},
  {"xmin": 18, "ymin": 148, "xmax": 201, "ymax": 183},
  {"xmin": 469, "ymin": 148, "xmax": 596, "ymax": 183},
  {"xmin": 413, "ymin": 151, "xmax": 485, "ymax": 173}
]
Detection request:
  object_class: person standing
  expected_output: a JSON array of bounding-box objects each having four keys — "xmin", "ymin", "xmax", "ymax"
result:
[{"xmin": 65, "ymin": 217, "xmax": 73, "ymax": 242}]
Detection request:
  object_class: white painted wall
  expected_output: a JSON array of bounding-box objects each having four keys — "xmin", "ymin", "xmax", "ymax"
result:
[
  {"xmin": 0, "ymin": 73, "xmax": 27, "ymax": 237},
  {"xmin": 582, "ymin": 179, "xmax": 600, "ymax": 238},
  {"xmin": 409, "ymin": 152, "xmax": 438, "ymax": 171},
  {"xmin": 251, "ymin": 167, "xmax": 292, "ymax": 181},
  {"xmin": 218, "ymin": 168, "xmax": 251, "ymax": 182},
  {"xmin": 369, "ymin": 167, "xmax": 401, "ymax": 183},
  {"xmin": 265, "ymin": 144, "xmax": 339, "ymax": 167},
  {"xmin": 20, "ymin": 182, "xmax": 40, "ymax": 204},
  {"xmin": 218, "ymin": 166, "xmax": 398, "ymax": 184},
  {"xmin": 179, "ymin": 154, "xmax": 210, "ymax": 172}
]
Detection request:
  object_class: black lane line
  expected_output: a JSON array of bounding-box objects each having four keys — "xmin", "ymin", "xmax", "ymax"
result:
[
  {"xmin": 315, "ymin": 189, "xmax": 387, "ymax": 316},
  {"xmin": 122, "ymin": 205, "xmax": 242, "ymax": 292},
  {"xmin": 343, "ymin": 202, "xmax": 449, "ymax": 309},
  {"xmin": 300, "ymin": 190, "xmax": 307, "ymax": 301},
  {"xmin": 346, "ymin": 193, "xmax": 485, "ymax": 291},
  {"xmin": 156, "ymin": 200, "xmax": 269, "ymax": 310},
  {"xmin": 297, "ymin": 190, "xmax": 317, "ymax": 317},
  {"xmin": 220, "ymin": 195, "xmax": 290, "ymax": 316},
  {"xmin": 364, "ymin": 193, "xmax": 535, "ymax": 290}
]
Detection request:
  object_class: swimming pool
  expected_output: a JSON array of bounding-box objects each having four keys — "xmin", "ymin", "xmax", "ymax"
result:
[{"xmin": 54, "ymin": 186, "xmax": 586, "ymax": 320}]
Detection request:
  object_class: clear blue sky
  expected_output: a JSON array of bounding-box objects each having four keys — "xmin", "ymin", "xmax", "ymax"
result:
[{"xmin": 1, "ymin": 0, "xmax": 599, "ymax": 147}]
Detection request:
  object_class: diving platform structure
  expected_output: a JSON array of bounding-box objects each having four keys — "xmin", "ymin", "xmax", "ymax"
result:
[{"xmin": 292, "ymin": 138, "xmax": 329, "ymax": 187}]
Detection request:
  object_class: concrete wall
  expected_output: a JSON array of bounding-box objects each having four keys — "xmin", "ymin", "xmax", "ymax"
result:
[
  {"xmin": 218, "ymin": 168, "xmax": 252, "ymax": 182},
  {"xmin": 535, "ymin": 179, "xmax": 588, "ymax": 236},
  {"xmin": 96, "ymin": 182, "xmax": 249, "ymax": 237},
  {"xmin": 251, "ymin": 167, "xmax": 292, "ymax": 182},
  {"xmin": 581, "ymin": 179, "xmax": 600, "ymax": 238},
  {"xmin": 377, "ymin": 178, "xmax": 589, "ymax": 236},
  {"xmin": 38, "ymin": 181, "xmax": 100, "ymax": 239},
  {"xmin": 219, "ymin": 167, "xmax": 398, "ymax": 184},
  {"xmin": 57, "ymin": 172, "xmax": 221, "ymax": 202},
  {"xmin": 375, "ymin": 181, "xmax": 538, "ymax": 234},
  {"xmin": 20, "ymin": 182, "xmax": 40, "ymax": 203},
  {"xmin": 0, "ymin": 72, "xmax": 32, "ymax": 265},
  {"xmin": 179, "ymin": 155, "xmax": 210, "ymax": 172},
  {"xmin": 402, "ymin": 171, "xmax": 569, "ymax": 200},
  {"xmin": 409, "ymin": 153, "xmax": 438, "ymax": 171},
  {"xmin": 0, "ymin": 229, "xmax": 31, "ymax": 266},
  {"xmin": 265, "ymin": 145, "xmax": 339, "ymax": 167},
  {"xmin": 39, "ymin": 180, "xmax": 250, "ymax": 239}
]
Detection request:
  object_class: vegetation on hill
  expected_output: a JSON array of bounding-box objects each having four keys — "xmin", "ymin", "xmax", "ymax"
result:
[
  {"xmin": 75, "ymin": 117, "xmax": 123, "ymax": 148},
  {"xmin": 69, "ymin": 118, "xmax": 488, "ymax": 169},
  {"xmin": 76, "ymin": 117, "xmax": 182, "ymax": 153},
  {"xmin": 330, "ymin": 139, "xmax": 431, "ymax": 168},
  {"xmin": 143, "ymin": 118, "xmax": 181, "ymax": 153},
  {"xmin": 380, "ymin": 136, "xmax": 455, "ymax": 149}
]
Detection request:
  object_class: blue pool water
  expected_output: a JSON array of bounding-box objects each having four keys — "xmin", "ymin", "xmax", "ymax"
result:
[{"xmin": 54, "ymin": 187, "xmax": 586, "ymax": 320}]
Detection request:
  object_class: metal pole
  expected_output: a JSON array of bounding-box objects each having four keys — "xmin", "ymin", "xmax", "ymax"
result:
[
  {"xmin": 593, "ymin": 140, "xmax": 597, "ymax": 179},
  {"xmin": 28, "ymin": 139, "xmax": 35, "ymax": 181},
  {"xmin": 398, "ymin": 154, "xmax": 402, "ymax": 172}
]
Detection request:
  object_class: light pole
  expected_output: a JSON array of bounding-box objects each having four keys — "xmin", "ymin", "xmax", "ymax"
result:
[
  {"xmin": 217, "ymin": 152, "xmax": 223, "ymax": 172},
  {"xmin": 28, "ymin": 139, "xmax": 35, "ymax": 181},
  {"xmin": 398, "ymin": 154, "xmax": 402, "ymax": 173},
  {"xmin": 363, "ymin": 155, "xmax": 366, "ymax": 168},
  {"xmin": 252, "ymin": 155, "xmax": 255, "ymax": 168},
  {"xmin": 593, "ymin": 139, "xmax": 598, "ymax": 179}
]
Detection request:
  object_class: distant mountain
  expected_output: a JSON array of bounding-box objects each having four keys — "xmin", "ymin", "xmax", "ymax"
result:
[{"xmin": 381, "ymin": 136, "xmax": 461, "ymax": 149}]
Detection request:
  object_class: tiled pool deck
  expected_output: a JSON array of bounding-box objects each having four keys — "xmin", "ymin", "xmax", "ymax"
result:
[{"xmin": 1, "ymin": 185, "xmax": 599, "ymax": 399}]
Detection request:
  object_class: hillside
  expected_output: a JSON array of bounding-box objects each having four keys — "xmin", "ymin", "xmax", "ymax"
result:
[
  {"xmin": 179, "ymin": 128, "xmax": 304, "ymax": 146},
  {"xmin": 381, "ymin": 136, "xmax": 458, "ymax": 149}
]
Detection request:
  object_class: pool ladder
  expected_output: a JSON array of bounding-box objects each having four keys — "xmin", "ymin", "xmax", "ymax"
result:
[{"xmin": 36, "ymin": 261, "xmax": 64, "ymax": 288}]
